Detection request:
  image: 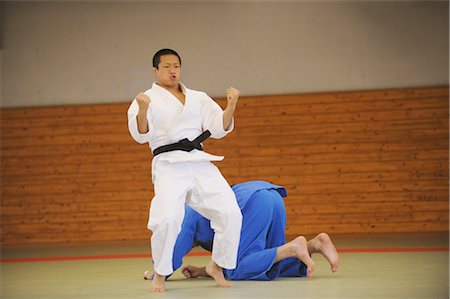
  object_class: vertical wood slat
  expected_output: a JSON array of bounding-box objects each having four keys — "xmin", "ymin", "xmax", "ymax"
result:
[{"xmin": 1, "ymin": 86, "xmax": 448, "ymax": 246}]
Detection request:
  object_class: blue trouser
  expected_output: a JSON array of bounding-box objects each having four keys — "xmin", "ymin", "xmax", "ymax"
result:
[
  {"xmin": 224, "ymin": 189, "xmax": 307, "ymax": 281},
  {"xmin": 171, "ymin": 189, "xmax": 307, "ymax": 281}
]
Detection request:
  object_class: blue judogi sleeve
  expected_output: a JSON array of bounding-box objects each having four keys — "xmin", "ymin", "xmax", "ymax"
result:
[
  {"xmin": 172, "ymin": 206, "xmax": 214, "ymax": 272},
  {"xmin": 172, "ymin": 206, "xmax": 205, "ymax": 271}
]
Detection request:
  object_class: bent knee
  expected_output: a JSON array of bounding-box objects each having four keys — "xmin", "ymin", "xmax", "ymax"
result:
[
  {"xmin": 211, "ymin": 205, "xmax": 242, "ymax": 233},
  {"xmin": 149, "ymin": 215, "xmax": 183, "ymax": 234},
  {"xmin": 224, "ymin": 205, "xmax": 243, "ymax": 227}
]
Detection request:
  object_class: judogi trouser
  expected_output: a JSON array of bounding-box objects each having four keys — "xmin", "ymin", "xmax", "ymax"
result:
[
  {"xmin": 224, "ymin": 189, "xmax": 307, "ymax": 280},
  {"xmin": 148, "ymin": 159, "xmax": 242, "ymax": 276},
  {"xmin": 172, "ymin": 184, "xmax": 307, "ymax": 281}
]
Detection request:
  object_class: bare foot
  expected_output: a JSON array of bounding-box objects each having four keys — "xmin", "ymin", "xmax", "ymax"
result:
[
  {"xmin": 308, "ymin": 232, "xmax": 339, "ymax": 272},
  {"xmin": 290, "ymin": 236, "xmax": 315, "ymax": 277},
  {"xmin": 205, "ymin": 260, "xmax": 232, "ymax": 288},
  {"xmin": 150, "ymin": 272, "xmax": 166, "ymax": 292}
]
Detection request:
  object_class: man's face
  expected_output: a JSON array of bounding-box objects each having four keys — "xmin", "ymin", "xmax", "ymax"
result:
[{"xmin": 153, "ymin": 54, "xmax": 181, "ymax": 89}]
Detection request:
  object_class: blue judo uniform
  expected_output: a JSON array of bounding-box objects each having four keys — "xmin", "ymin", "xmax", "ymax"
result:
[{"xmin": 172, "ymin": 181, "xmax": 308, "ymax": 280}]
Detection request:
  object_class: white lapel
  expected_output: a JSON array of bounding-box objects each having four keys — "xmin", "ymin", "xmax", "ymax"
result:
[{"xmin": 152, "ymin": 82, "xmax": 186, "ymax": 109}]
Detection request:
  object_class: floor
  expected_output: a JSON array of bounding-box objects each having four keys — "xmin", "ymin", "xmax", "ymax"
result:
[{"xmin": 1, "ymin": 232, "xmax": 449, "ymax": 299}]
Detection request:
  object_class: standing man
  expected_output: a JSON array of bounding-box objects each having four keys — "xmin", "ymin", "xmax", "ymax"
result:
[{"xmin": 127, "ymin": 49, "xmax": 242, "ymax": 292}]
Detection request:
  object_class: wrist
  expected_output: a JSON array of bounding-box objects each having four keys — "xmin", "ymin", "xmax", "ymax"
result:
[
  {"xmin": 226, "ymin": 102, "xmax": 237, "ymax": 111},
  {"xmin": 200, "ymin": 267, "xmax": 208, "ymax": 277},
  {"xmin": 138, "ymin": 108, "xmax": 148, "ymax": 116}
]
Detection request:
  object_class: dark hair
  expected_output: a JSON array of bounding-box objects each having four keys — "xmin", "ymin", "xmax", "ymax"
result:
[{"xmin": 152, "ymin": 48, "xmax": 182, "ymax": 69}]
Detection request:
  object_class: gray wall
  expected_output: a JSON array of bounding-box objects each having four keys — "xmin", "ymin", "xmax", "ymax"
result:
[{"xmin": 1, "ymin": 1, "xmax": 448, "ymax": 108}]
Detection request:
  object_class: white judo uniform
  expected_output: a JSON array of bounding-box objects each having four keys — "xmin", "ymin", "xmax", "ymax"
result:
[{"xmin": 127, "ymin": 82, "xmax": 242, "ymax": 276}]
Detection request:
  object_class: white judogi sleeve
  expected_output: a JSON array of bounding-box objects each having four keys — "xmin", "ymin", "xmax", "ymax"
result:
[
  {"xmin": 127, "ymin": 95, "xmax": 153, "ymax": 144},
  {"xmin": 200, "ymin": 93, "xmax": 234, "ymax": 139}
]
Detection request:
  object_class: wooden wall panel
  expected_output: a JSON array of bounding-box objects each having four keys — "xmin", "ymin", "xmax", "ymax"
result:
[{"xmin": 1, "ymin": 86, "xmax": 448, "ymax": 246}]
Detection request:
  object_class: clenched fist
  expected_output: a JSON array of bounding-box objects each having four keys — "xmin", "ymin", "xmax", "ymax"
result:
[
  {"xmin": 136, "ymin": 92, "xmax": 151, "ymax": 112},
  {"xmin": 226, "ymin": 87, "xmax": 240, "ymax": 107}
]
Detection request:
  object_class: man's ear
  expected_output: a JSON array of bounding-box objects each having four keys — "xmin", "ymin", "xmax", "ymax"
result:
[{"xmin": 153, "ymin": 67, "xmax": 158, "ymax": 77}]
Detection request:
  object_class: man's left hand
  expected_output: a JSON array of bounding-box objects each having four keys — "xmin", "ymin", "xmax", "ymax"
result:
[{"xmin": 226, "ymin": 87, "xmax": 240, "ymax": 107}]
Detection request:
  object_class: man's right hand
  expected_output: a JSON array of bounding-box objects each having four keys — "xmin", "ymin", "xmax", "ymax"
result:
[
  {"xmin": 136, "ymin": 92, "xmax": 151, "ymax": 111},
  {"xmin": 181, "ymin": 265, "xmax": 209, "ymax": 278},
  {"xmin": 136, "ymin": 92, "xmax": 151, "ymax": 134}
]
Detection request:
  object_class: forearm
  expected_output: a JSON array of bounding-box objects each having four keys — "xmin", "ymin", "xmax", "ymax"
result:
[
  {"xmin": 136, "ymin": 110, "xmax": 149, "ymax": 134},
  {"xmin": 222, "ymin": 103, "xmax": 236, "ymax": 131}
]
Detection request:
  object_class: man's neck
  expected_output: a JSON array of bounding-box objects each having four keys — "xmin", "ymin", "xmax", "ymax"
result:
[{"xmin": 156, "ymin": 82, "xmax": 182, "ymax": 94}]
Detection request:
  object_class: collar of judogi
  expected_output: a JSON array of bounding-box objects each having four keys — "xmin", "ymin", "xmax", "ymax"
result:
[{"xmin": 152, "ymin": 81, "xmax": 187, "ymax": 95}]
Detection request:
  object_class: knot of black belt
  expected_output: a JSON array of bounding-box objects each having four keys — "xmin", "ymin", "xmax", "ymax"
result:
[{"xmin": 152, "ymin": 130, "xmax": 212, "ymax": 156}]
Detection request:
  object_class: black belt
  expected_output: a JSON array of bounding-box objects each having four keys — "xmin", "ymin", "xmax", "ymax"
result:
[{"xmin": 152, "ymin": 130, "xmax": 211, "ymax": 156}]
